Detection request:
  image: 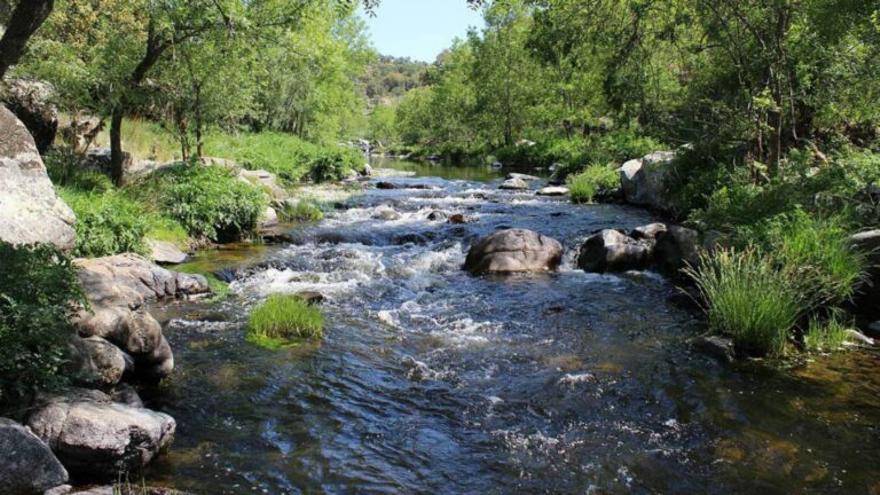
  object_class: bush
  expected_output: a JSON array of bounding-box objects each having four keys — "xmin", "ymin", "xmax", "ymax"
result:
[
  {"xmin": 248, "ymin": 294, "xmax": 324, "ymax": 349},
  {"xmin": 0, "ymin": 242, "xmax": 87, "ymax": 405},
  {"xmin": 567, "ymin": 164, "xmax": 619, "ymax": 203},
  {"xmin": 739, "ymin": 210, "xmax": 866, "ymax": 308},
  {"xmin": 686, "ymin": 248, "xmax": 801, "ymax": 357},
  {"xmin": 131, "ymin": 164, "xmax": 266, "ymax": 243},
  {"xmin": 61, "ymin": 189, "xmax": 150, "ymax": 257},
  {"xmin": 278, "ymin": 200, "xmax": 324, "ymax": 223},
  {"xmin": 203, "ymin": 132, "xmax": 360, "ymax": 185}
]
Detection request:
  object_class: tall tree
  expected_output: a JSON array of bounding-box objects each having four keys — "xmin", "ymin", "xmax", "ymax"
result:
[{"xmin": 0, "ymin": 0, "xmax": 54, "ymax": 79}]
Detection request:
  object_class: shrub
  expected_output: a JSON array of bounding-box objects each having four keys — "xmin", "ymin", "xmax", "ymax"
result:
[
  {"xmin": 567, "ymin": 164, "xmax": 619, "ymax": 203},
  {"xmin": 686, "ymin": 248, "xmax": 801, "ymax": 357},
  {"xmin": 131, "ymin": 164, "xmax": 266, "ymax": 243},
  {"xmin": 0, "ymin": 242, "xmax": 87, "ymax": 405},
  {"xmin": 804, "ymin": 311, "xmax": 851, "ymax": 353},
  {"xmin": 278, "ymin": 200, "xmax": 324, "ymax": 223},
  {"xmin": 309, "ymin": 148, "xmax": 360, "ymax": 183},
  {"xmin": 248, "ymin": 294, "xmax": 324, "ymax": 349},
  {"xmin": 740, "ymin": 210, "xmax": 866, "ymax": 308},
  {"xmin": 61, "ymin": 189, "xmax": 150, "ymax": 257}
]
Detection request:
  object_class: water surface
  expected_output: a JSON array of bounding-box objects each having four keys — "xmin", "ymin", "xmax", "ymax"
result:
[{"xmin": 145, "ymin": 159, "xmax": 880, "ymax": 494}]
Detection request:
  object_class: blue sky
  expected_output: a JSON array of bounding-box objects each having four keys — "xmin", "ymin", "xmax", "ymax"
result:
[{"xmin": 361, "ymin": 0, "xmax": 484, "ymax": 62}]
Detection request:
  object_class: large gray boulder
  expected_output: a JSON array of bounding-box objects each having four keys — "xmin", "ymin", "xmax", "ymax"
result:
[
  {"xmin": 577, "ymin": 229, "xmax": 653, "ymax": 273},
  {"xmin": 0, "ymin": 418, "xmax": 69, "ymax": 495},
  {"xmin": 27, "ymin": 389, "xmax": 175, "ymax": 480},
  {"xmin": 653, "ymin": 225, "xmax": 701, "ymax": 274},
  {"xmin": 146, "ymin": 239, "xmax": 188, "ymax": 265},
  {"xmin": 66, "ymin": 336, "xmax": 132, "ymax": 388},
  {"xmin": 618, "ymin": 151, "xmax": 676, "ymax": 211},
  {"xmin": 0, "ymin": 105, "xmax": 76, "ymax": 251},
  {"xmin": 464, "ymin": 229, "xmax": 563, "ymax": 274},
  {"xmin": 1, "ymin": 79, "xmax": 58, "ymax": 154},
  {"xmin": 74, "ymin": 254, "xmax": 210, "ymax": 380}
]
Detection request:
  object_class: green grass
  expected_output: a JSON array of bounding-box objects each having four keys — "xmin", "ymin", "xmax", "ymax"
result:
[
  {"xmin": 686, "ymin": 248, "xmax": 801, "ymax": 357},
  {"xmin": 94, "ymin": 118, "xmax": 180, "ymax": 163},
  {"xmin": 566, "ymin": 164, "xmax": 619, "ymax": 203},
  {"xmin": 203, "ymin": 132, "xmax": 361, "ymax": 185},
  {"xmin": 248, "ymin": 294, "xmax": 324, "ymax": 349},
  {"xmin": 277, "ymin": 200, "xmax": 324, "ymax": 222},
  {"xmin": 804, "ymin": 312, "xmax": 851, "ymax": 353},
  {"xmin": 145, "ymin": 216, "xmax": 190, "ymax": 251}
]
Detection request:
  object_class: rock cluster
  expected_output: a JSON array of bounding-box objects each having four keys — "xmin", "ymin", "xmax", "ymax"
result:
[{"xmin": 577, "ymin": 223, "xmax": 702, "ymax": 275}]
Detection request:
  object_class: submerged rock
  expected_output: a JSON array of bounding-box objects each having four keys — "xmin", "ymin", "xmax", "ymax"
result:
[
  {"xmin": 577, "ymin": 229, "xmax": 653, "ymax": 273},
  {"xmin": 691, "ymin": 335, "xmax": 735, "ymax": 364},
  {"xmin": 372, "ymin": 207, "xmax": 401, "ymax": 221},
  {"xmin": 506, "ymin": 172, "xmax": 540, "ymax": 181},
  {"xmin": 464, "ymin": 228, "xmax": 563, "ymax": 274},
  {"xmin": 0, "ymin": 105, "xmax": 76, "ymax": 251},
  {"xmin": 0, "ymin": 418, "xmax": 69, "ymax": 495},
  {"xmin": 427, "ymin": 210, "xmax": 448, "ymax": 221},
  {"xmin": 27, "ymin": 389, "xmax": 175, "ymax": 480},
  {"xmin": 447, "ymin": 213, "xmax": 470, "ymax": 225}
]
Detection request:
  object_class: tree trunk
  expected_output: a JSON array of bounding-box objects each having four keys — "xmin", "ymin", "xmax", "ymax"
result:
[
  {"xmin": 0, "ymin": 0, "xmax": 55, "ymax": 79},
  {"xmin": 110, "ymin": 107, "xmax": 125, "ymax": 186}
]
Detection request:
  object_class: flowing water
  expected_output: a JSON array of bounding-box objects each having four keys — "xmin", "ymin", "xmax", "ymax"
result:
[{"xmin": 144, "ymin": 159, "xmax": 880, "ymax": 494}]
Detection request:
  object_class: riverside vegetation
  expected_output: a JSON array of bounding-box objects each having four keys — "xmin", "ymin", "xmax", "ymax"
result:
[{"xmin": 0, "ymin": 0, "xmax": 879, "ymax": 493}]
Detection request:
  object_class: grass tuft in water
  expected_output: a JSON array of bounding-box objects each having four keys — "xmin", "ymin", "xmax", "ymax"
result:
[
  {"xmin": 804, "ymin": 311, "xmax": 851, "ymax": 353},
  {"xmin": 278, "ymin": 200, "xmax": 324, "ymax": 223},
  {"xmin": 248, "ymin": 294, "xmax": 324, "ymax": 349},
  {"xmin": 566, "ymin": 164, "xmax": 619, "ymax": 204},
  {"xmin": 686, "ymin": 248, "xmax": 800, "ymax": 357}
]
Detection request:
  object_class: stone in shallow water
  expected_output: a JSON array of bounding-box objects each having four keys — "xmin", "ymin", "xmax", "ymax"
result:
[
  {"xmin": 27, "ymin": 389, "xmax": 176, "ymax": 480},
  {"xmin": 0, "ymin": 417, "xmax": 69, "ymax": 495},
  {"xmin": 536, "ymin": 186, "xmax": 569, "ymax": 196},
  {"xmin": 577, "ymin": 229, "xmax": 653, "ymax": 273},
  {"xmin": 464, "ymin": 228, "xmax": 563, "ymax": 274},
  {"xmin": 147, "ymin": 239, "xmax": 188, "ymax": 265},
  {"xmin": 499, "ymin": 177, "xmax": 529, "ymax": 190}
]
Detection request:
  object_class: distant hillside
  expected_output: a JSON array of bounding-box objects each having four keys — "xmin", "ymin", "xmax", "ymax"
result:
[{"xmin": 362, "ymin": 55, "xmax": 429, "ymax": 106}]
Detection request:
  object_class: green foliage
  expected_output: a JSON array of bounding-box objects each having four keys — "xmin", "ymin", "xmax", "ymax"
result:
[
  {"xmin": 739, "ymin": 211, "xmax": 866, "ymax": 309},
  {"xmin": 804, "ymin": 311, "xmax": 851, "ymax": 353},
  {"xmin": 45, "ymin": 150, "xmax": 114, "ymax": 193},
  {"xmin": 567, "ymin": 164, "xmax": 619, "ymax": 203},
  {"xmin": 0, "ymin": 243, "xmax": 87, "ymax": 405},
  {"xmin": 61, "ymin": 188, "xmax": 150, "ymax": 257},
  {"xmin": 131, "ymin": 164, "xmax": 266, "ymax": 243},
  {"xmin": 203, "ymin": 132, "xmax": 360, "ymax": 185},
  {"xmin": 278, "ymin": 200, "xmax": 324, "ymax": 223},
  {"xmin": 686, "ymin": 248, "xmax": 800, "ymax": 357},
  {"xmin": 248, "ymin": 294, "xmax": 324, "ymax": 349},
  {"xmin": 146, "ymin": 216, "xmax": 190, "ymax": 251}
]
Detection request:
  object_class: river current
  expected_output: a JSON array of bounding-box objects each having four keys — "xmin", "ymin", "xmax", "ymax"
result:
[{"xmin": 144, "ymin": 159, "xmax": 880, "ymax": 494}]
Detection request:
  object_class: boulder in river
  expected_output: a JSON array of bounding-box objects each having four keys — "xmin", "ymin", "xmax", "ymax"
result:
[
  {"xmin": 27, "ymin": 389, "xmax": 175, "ymax": 480},
  {"xmin": 577, "ymin": 229, "xmax": 653, "ymax": 273},
  {"xmin": 536, "ymin": 186, "xmax": 569, "ymax": 197},
  {"xmin": 372, "ymin": 207, "xmax": 401, "ymax": 221},
  {"xmin": 653, "ymin": 225, "xmax": 701, "ymax": 274},
  {"xmin": 0, "ymin": 105, "xmax": 76, "ymax": 251},
  {"xmin": 1, "ymin": 78, "xmax": 58, "ymax": 154},
  {"xmin": 619, "ymin": 151, "xmax": 676, "ymax": 211},
  {"xmin": 0, "ymin": 417, "xmax": 69, "ymax": 495},
  {"xmin": 464, "ymin": 228, "xmax": 563, "ymax": 274},
  {"xmin": 427, "ymin": 210, "xmax": 448, "ymax": 221},
  {"xmin": 499, "ymin": 177, "xmax": 529, "ymax": 190},
  {"xmin": 506, "ymin": 172, "xmax": 540, "ymax": 181}
]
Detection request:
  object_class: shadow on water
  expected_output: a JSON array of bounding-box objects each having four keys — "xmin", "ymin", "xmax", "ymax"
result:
[{"xmin": 143, "ymin": 159, "xmax": 880, "ymax": 494}]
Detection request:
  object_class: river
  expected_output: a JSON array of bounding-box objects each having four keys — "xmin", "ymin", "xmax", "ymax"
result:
[{"xmin": 143, "ymin": 158, "xmax": 880, "ymax": 494}]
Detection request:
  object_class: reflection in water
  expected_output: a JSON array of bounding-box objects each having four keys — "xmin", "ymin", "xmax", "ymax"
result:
[{"xmin": 145, "ymin": 160, "xmax": 880, "ymax": 494}]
